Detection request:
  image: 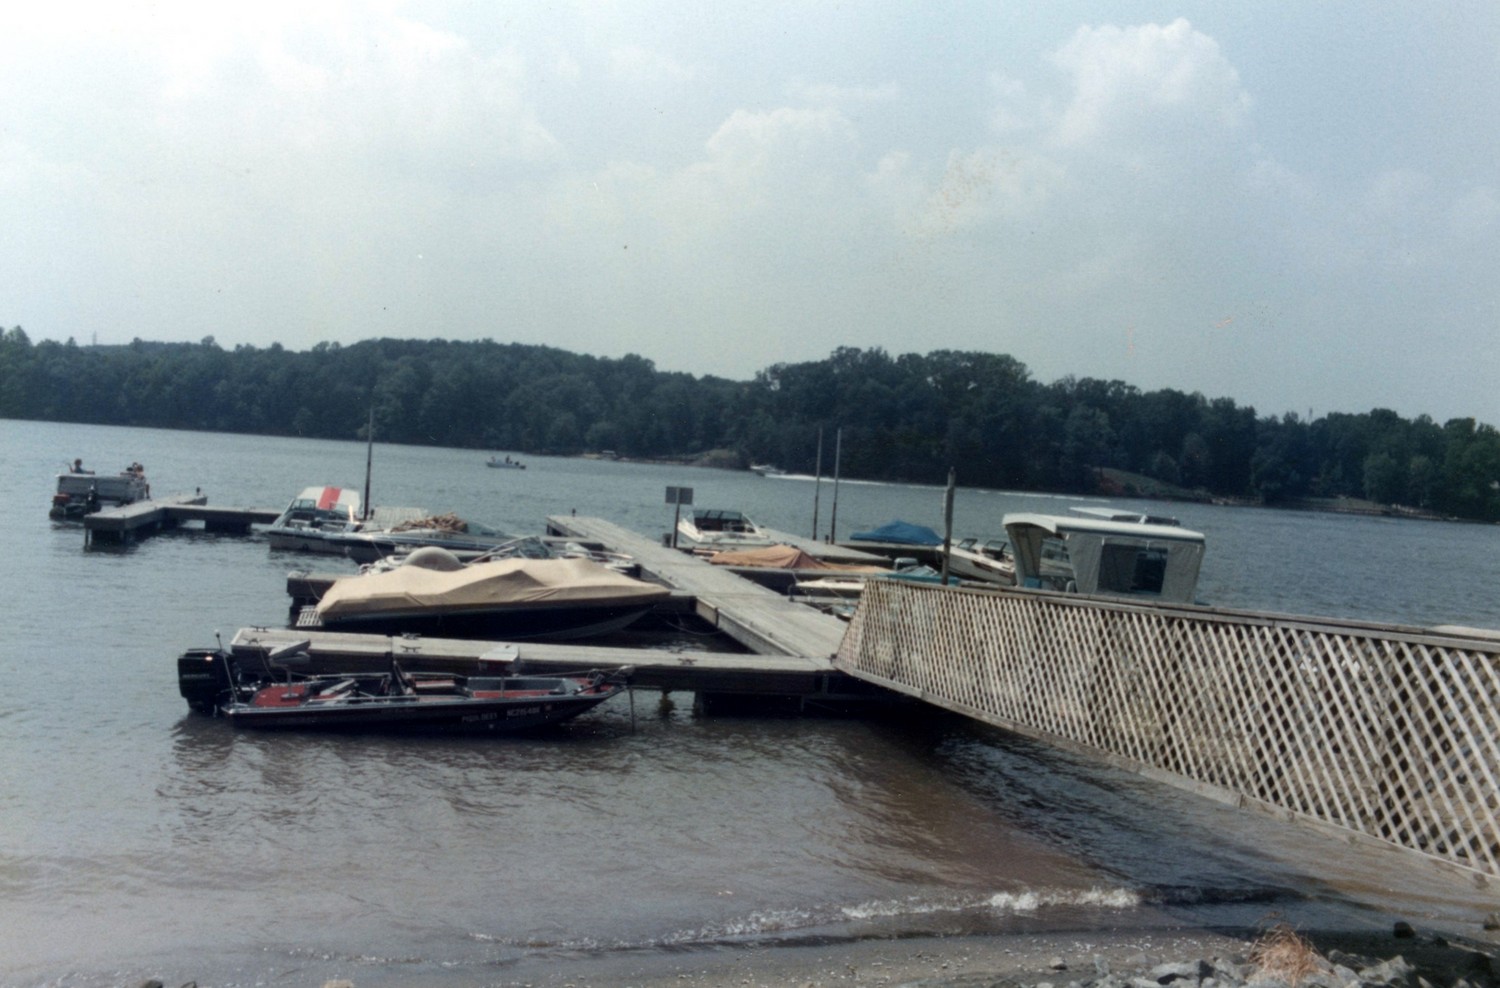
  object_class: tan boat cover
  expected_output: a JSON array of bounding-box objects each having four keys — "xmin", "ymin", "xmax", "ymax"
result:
[
  {"xmin": 317, "ymin": 556, "xmax": 669, "ymax": 621},
  {"xmin": 707, "ymin": 545, "xmax": 882, "ymax": 572}
]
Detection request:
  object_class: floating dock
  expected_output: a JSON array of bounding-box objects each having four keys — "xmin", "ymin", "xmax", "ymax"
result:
[
  {"xmin": 81, "ymin": 494, "xmax": 279, "ymax": 544},
  {"xmin": 245, "ymin": 515, "xmax": 884, "ymax": 710}
]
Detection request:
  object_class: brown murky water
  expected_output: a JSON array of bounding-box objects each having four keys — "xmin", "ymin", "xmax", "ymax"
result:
[{"xmin": 5, "ymin": 419, "xmax": 1498, "ymax": 986}]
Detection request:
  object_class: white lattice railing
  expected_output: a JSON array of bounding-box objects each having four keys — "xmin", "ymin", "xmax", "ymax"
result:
[{"xmin": 835, "ymin": 580, "xmax": 1500, "ymax": 880}]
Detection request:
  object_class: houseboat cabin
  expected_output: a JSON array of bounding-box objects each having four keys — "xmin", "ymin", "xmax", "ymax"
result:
[{"xmin": 1001, "ymin": 512, "xmax": 1205, "ymax": 605}]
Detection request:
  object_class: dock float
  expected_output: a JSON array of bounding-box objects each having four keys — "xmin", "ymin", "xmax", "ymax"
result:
[
  {"xmin": 82, "ymin": 493, "xmax": 210, "ymax": 545},
  {"xmin": 83, "ymin": 495, "xmax": 283, "ymax": 545}
]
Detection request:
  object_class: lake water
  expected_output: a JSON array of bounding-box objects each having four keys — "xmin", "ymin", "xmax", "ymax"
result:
[{"xmin": 4, "ymin": 418, "xmax": 1500, "ymax": 987}]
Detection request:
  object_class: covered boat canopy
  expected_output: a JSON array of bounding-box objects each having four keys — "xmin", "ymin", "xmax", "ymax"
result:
[
  {"xmin": 1003, "ymin": 512, "xmax": 1205, "ymax": 604},
  {"xmin": 849, "ymin": 520, "xmax": 943, "ymax": 546},
  {"xmin": 707, "ymin": 545, "xmax": 882, "ymax": 572},
  {"xmin": 316, "ymin": 554, "xmax": 668, "ymax": 622}
]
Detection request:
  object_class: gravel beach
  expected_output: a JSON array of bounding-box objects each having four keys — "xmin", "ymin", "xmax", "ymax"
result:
[{"xmin": 410, "ymin": 925, "xmax": 1500, "ymax": 988}]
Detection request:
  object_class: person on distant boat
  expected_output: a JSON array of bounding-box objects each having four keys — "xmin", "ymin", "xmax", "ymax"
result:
[{"xmin": 71, "ymin": 458, "xmax": 89, "ymax": 473}]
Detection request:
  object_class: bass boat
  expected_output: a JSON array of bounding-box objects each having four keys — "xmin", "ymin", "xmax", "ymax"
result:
[{"xmin": 178, "ymin": 641, "xmax": 630, "ymax": 733}]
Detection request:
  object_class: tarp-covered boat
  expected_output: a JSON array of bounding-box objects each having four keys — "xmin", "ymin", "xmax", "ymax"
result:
[
  {"xmin": 308, "ymin": 549, "xmax": 670, "ymax": 640},
  {"xmin": 847, "ymin": 520, "xmax": 943, "ymax": 546},
  {"xmin": 706, "ymin": 544, "xmax": 882, "ymax": 572}
]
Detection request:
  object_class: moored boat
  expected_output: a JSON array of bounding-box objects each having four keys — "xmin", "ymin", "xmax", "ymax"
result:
[
  {"xmin": 177, "ymin": 642, "xmax": 629, "ymax": 733},
  {"xmin": 50, "ymin": 463, "xmax": 150, "ymax": 518},
  {"xmin": 266, "ymin": 485, "xmax": 366, "ymax": 552},
  {"xmin": 947, "ymin": 536, "xmax": 1015, "ymax": 585},
  {"xmin": 330, "ymin": 515, "xmax": 528, "ymax": 564},
  {"xmin": 1003, "ymin": 511, "xmax": 1205, "ymax": 603},
  {"xmin": 304, "ymin": 548, "xmax": 670, "ymax": 640},
  {"xmin": 675, "ymin": 508, "xmax": 773, "ymax": 552}
]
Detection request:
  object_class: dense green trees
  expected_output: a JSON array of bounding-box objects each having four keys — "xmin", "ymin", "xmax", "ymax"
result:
[{"xmin": 3, "ymin": 329, "xmax": 1497, "ymax": 521}]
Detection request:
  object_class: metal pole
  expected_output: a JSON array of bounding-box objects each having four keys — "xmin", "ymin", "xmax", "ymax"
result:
[
  {"xmin": 362, "ymin": 407, "xmax": 374, "ymax": 521},
  {"xmin": 942, "ymin": 467, "xmax": 955, "ymax": 585},
  {"xmin": 811, "ymin": 427, "xmax": 823, "ymax": 540},
  {"xmin": 829, "ymin": 428, "xmax": 842, "ymax": 544}
]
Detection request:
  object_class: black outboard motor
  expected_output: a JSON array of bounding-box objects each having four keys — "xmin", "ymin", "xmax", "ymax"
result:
[{"xmin": 177, "ymin": 648, "xmax": 235, "ymax": 714}]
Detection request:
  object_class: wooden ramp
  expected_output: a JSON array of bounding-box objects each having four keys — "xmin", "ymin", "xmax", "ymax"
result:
[{"xmin": 546, "ymin": 516, "xmax": 849, "ymax": 660}]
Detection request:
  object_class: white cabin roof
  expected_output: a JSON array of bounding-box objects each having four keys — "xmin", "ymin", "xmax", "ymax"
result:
[{"xmin": 1003, "ymin": 511, "xmax": 1203, "ymax": 544}]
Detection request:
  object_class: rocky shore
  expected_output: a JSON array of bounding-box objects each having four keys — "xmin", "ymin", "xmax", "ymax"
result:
[{"xmin": 122, "ymin": 923, "xmax": 1499, "ymax": 988}]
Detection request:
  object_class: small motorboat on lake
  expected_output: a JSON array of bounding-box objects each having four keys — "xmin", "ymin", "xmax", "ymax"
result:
[
  {"xmin": 304, "ymin": 547, "xmax": 670, "ymax": 640},
  {"xmin": 486, "ymin": 455, "xmax": 526, "ymax": 469},
  {"xmin": 177, "ymin": 641, "xmax": 630, "ymax": 733}
]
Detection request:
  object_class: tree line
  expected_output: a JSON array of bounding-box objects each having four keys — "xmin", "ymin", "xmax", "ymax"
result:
[{"xmin": 4, "ymin": 328, "xmax": 1497, "ymax": 521}]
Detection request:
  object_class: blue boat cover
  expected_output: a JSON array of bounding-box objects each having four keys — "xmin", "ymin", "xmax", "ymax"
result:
[{"xmin": 849, "ymin": 520, "xmax": 942, "ymax": 545}]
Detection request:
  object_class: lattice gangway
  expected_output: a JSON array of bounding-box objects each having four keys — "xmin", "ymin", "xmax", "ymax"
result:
[{"xmin": 836, "ymin": 579, "xmax": 1500, "ymax": 885}]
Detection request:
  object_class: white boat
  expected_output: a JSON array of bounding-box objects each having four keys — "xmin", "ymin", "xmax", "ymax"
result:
[
  {"xmin": 675, "ymin": 508, "xmax": 775, "ymax": 552},
  {"xmin": 947, "ymin": 537, "xmax": 1015, "ymax": 585},
  {"xmin": 330, "ymin": 516, "xmax": 525, "ymax": 564},
  {"xmin": 1003, "ymin": 511, "xmax": 1205, "ymax": 604},
  {"xmin": 266, "ymin": 486, "xmax": 365, "ymax": 553},
  {"xmin": 306, "ymin": 548, "xmax": 671, "ymax": 640},
  {"xmin": 50, "ymin": 463, "xmax": 150, "ymax": 518}
]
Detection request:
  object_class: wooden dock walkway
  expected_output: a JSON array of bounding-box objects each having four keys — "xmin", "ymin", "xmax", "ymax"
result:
[{"xmin": 545, "ymin": 515, "xmax": 849, "ymax": 659}]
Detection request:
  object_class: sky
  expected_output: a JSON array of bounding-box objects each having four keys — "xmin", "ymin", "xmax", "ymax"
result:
[{"xmin": 2, "ymin": 2, "xmax": 1497, "ymax": 423}]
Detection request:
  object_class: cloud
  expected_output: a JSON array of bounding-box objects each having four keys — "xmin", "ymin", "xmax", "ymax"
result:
[
  {"xmin": 1049, "ymin": 19, "xmax": 1252, "ymax": 160},
  {"xmin": 0, "ymin": 6, "xmax": 1494, "ymax": 422}
]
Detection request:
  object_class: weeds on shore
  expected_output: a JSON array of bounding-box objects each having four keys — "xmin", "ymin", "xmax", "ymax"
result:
[{"xmin": 1251, "ymin": 922, "xmax": 1328, "ymax": 988}]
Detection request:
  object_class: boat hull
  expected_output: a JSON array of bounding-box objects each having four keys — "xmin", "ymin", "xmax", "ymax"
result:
[
  {"xmin": 308, "ymin": 602, "xmax": 655, "ymax": 641},
  {"xmin": 222, "ymin": 687, "xmax": 620, "ymax": 733},
  {"xmin": 179, "ymin": 647, "xmax": 628, "ymax": 734},
  {"xmin": 267, "ymin": 529, "xmax": 357, "ymax": 554}
]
